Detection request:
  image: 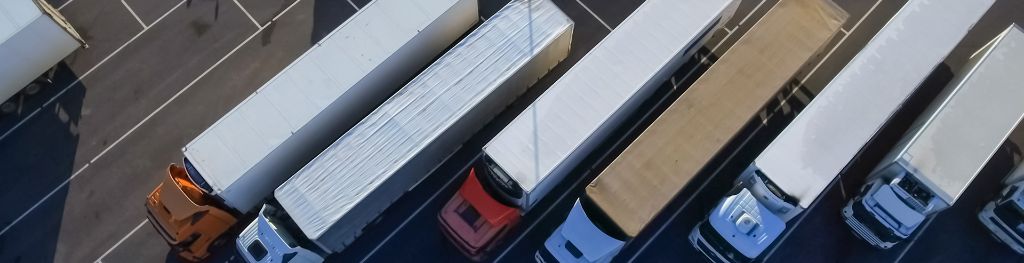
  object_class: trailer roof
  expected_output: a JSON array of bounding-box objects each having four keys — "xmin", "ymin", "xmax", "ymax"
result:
[
  {"xmin": 483, "ymin": 0, "xmax": 734, "ymax": 194},
  {"xmin": 902, "ymin": 25, "xmax": 1024, "ymax": 204},
  {"xmin": 755, "ymin": 0, "xmax": 994, "ymax": 208},
  {"xmin": 0, "ymin": 0, "xmax": 44, "ymax": 45},
  {"xmin": 274, "ymin": 0, "xmax": 572, "ymax": 241},
  {"xmin": 586, "ymin": 0, "xmax": 846, "ymax": 237},
  {"xmin": 183, "ymin": 0, "xmax": 460, "ymax": 192}
]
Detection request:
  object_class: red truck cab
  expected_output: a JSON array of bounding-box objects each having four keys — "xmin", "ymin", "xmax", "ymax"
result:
[
  {"xmin": 145, "ymin": 161, "xmax": 237, "ymax": 262},
  {"xmin": 439, "ymin": 159, "xmax": 523, "ymax": 261}
]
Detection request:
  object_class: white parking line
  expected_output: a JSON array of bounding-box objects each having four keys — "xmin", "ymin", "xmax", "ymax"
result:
[
  {"xmin": 346, "ymin": 0, "xmax": 359, "ymax": 10},
  {"xmin": 894, "ymin": 217, "xmax": 936, "ymax": 263},
  {"xmin": 360, "ymin": 153, "xmax": 483, "ymax": 263},
  {"xmin": 838, "ymin": 179, "xmax": 848, "ymax": 198},
  {"xmin": 0, "ymin": 0, "xmax": 187, "ymax": 237},
  {"xmin": 738, "ymin": 0, "xmax": 768, "ymax": 26},
  {"xmin": 575, "ymin": 0, "xmax": 612, "ymax": 31},
  {"xmin": 121, "ymin": 0, "xmax": 147, "ymax": 28},
  {"xmin": 58, "ymin": 0, "xmax": 75, "ymax": 10},
  {"xmin": 0, "ymin": 0, "xmax": 306, "ymax": 239},
  {"xmin": 630, "ymin": 0, "xmax": 884, "ymax": 260},
  {"xmin": 94, "ymin": 219, "xmax": 148, "ymax": 263},
  {"xmin": 232, "ymin": 0, "xmax": 262, "ymax": 28}
]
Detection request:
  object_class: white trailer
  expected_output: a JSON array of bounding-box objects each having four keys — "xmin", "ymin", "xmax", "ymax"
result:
[
  {"xmin": 144, "ymin": 0, "xmax": 478, "ymax": 259},
  {"xmin": 435, "ymin": 0, "xmax": 736, "ymax": 258},
  {"xmin": 179, "ymin": 0, "xmax": 478, "ymax": 213},
  {"xmin": 236, "ymin": 0, "xmax": 574, "ymax": 260},
  {"xmin": 0, "ymin": 0, "xmax": 84, "ymax": 113},
  {"xmin": 981, "ymin": 76, "xmax": 1024, "ymax": 253},
  {"xmin": 845, "ymin": 23, "xmax": 1024, "ymax": 249},
  {"xmin": 693, "ymin": 0, "xmax": 994, "ymax": 261}
]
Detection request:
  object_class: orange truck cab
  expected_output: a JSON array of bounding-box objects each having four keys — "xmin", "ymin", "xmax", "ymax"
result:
[
  {"xmin": 146, "ymin": 160, "xmax": 237, "ymax": 261},
  {"xmin": 439, "ymin": 160, "xmax": 522, "ymax": 261}
]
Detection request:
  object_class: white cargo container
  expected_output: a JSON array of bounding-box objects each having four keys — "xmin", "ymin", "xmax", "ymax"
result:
[
  {"xmin": 694, "ymin": 0, "xmax": 995, "ymax": 260},
  {"xmin": 845, "ymin": 23, "xmax": 1024, "ymax": 249},
  {"xmin": 0, "ymin": 0, "xmax": 84, "ymax": 113},
  {"xmin": 435, "ymin": 0, "xmax": 737, "ymax": 259},
  {"xmin": 981, "ymin": 74, "xmax": 1024, "ymax": 253},
  {"xmin": 144, "ymin": 0, "xmax": 478, "ymax": 260},
  {"xmin": 236, "ymin": 0, "xmax": 574, "ymax": 260}
]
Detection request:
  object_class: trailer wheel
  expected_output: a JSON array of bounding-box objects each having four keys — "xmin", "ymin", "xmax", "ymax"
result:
[
  {"xmin": 0, "ymin": 101, "xmax": 16, "ymax": 114},
  {"xmin": 22, "ymin": 82, "xmax": 43, "ymax": 96}
]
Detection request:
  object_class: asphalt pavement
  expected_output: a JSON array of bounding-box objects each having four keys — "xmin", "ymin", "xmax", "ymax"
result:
[{"xmin": 1, "ymin": 0, "xmax": 1023, "ymax": 262}]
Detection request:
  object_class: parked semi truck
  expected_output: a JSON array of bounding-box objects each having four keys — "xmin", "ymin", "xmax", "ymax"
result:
[
  {"xmin": 536, "ymin": 1, "xmax": 847, "ymax": 262},
  {"xmin": 0, "ymin": 0, "xmax": 85, "ymax": 114},
  {"xmin": 143, "ymin": 0, "xmax": 479, "ymax": 260},
  {"xmin": 844, "ymin": 23, "xmax": 1024, "ymax": 249},
  {"xmin": 436, "ymin": 0, "xmax": 737, "ymax": 260},
  {"xmin": 692, "ymin": 0, "xmax": 995, "ymax": 261},
  {"xmin": 981, "ymin": 55, "xmax": 1024, "ymax": 251},
  {"xmin": 235, "ymin": 1, "xmax": 574, "ymax": 261}
]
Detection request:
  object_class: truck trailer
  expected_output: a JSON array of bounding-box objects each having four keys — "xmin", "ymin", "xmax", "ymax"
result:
[
  {"xmin": 981, "ymin": 64, "xmax": 1024, "ymax": 252},
  {"xmin": 143, "ymin": 0, "xmax": 479, "ymax": 260},
  {"xmin": 0, "ymin": 0, "xmax": 85, "ymax": 114},
  {"xmin": 537, "ymin": 0, "xmax": 847, "ymax": 262},
  {"xmin": 436, "ymin": 0, "xmax": 737, "ymax": 260},
  {"xmin": 692, "ymin": 0, "xmax": 995, "ymax": 261},
  {"xmin": 844, "ymin": 23, "xmax": 1024, "ymax": 249},
  {"xmin": 235, "ymin": 0, "xmax": 574, "ymax": 261}
]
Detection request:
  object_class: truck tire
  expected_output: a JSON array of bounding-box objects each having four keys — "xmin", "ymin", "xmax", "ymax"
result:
[
  {"xmin": 0, "ymin": 101, "xmax": 16, "ymax": 114},
  {"xmin": 23, "ymin": 82, "xmax": 43, "ymax": 96}
]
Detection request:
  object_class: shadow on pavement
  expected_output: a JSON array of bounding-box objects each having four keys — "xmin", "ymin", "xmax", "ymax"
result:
[{"xmin": 0, "ymin": 62, "xmax": 84, "ymax": 263}]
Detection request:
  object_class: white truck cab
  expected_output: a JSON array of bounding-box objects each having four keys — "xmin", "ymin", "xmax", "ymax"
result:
[
  {"xmin": 537, "ymin": 200, "xmax": 625, "ymax": 263},
  {"xmin": 843, "ymin": 162, "xmax": 937, "ymax": 248},
  {"xmin": 237, "ymin": 205, "xmax": 325, "ymax": 263},
  {"xmin": 691, "ymin": 165, "xmax": 789, "ymax": 263},
  {"xmin": 980, "ymin": 161, "xmax": 1024, "ymax": 254}
]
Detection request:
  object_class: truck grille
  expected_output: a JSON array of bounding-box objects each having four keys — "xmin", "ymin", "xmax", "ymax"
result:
[{"xmin": 843, "ymin": 204, "xmax": 893, "ymax": 249}]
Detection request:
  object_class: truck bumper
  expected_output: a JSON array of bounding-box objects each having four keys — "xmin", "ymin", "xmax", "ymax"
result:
[
  {"xmin": 842, "ymin": 202, "xmax": 897, "ymax": 249},
  {"xmin": 145, "ymin": 206, "xmax": 205, "ymax": 262},
  {"xmin": 979, "ymin": 202, "xmax": 1024, "ymax": 254},
  {"xmin": 688, "ymin": 225, "xmax": 729, "ymax": 263}
]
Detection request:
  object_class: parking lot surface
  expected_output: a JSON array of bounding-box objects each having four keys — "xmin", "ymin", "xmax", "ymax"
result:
[{"xmin": 0, "ymin": 0, "xmax": 1022, "ymax": 262}]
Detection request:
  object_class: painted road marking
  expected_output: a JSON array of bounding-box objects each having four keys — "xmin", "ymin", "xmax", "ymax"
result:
[
  {"xmin": 121, "ymin": 0, "xmax": 147, "ymax": 28},
  {"xmin": 94, "ymin": 219, "xmax": 148, "ymax": 263}
]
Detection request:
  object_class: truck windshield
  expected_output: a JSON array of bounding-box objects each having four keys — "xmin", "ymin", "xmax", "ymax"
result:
[
  {"xmin": 896, "ymin": 175, "xmax": 933, "ymax": 210},
  {"xmin": 183, "ymin": 157, "xmax": 215, "ymax": 194},
  {"xmin": 263, "ymin": 208, "xmax": 300, "ymax": 248},
  {"xmin": 580, "ymin": 195, "xmax": 628, "ymax": 241},
  {"xmin": 477, "ymin": 155, "xmax": 524, "ymax": 207},
  {"xmin": 755, "ymin": 170, "xmax": 799, "ymax": 207},
  {"xmin": 994, "ymin": 200, "xmax": 1024, "ymax": 238}
]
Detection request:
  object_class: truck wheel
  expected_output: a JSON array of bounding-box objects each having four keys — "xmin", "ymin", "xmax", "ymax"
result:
[
  {"xmin": 0, "ymin": 101, "xmax": 16, "ymax": 114},
  {"xmin": 22, "ymin": 82, "xmax": 43, "ymax": 96}
]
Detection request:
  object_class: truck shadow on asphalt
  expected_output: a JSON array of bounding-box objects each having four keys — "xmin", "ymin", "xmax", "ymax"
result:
[{"xmin": 0, "ymin": 62, "xmax": 83, "ymax": 263}]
